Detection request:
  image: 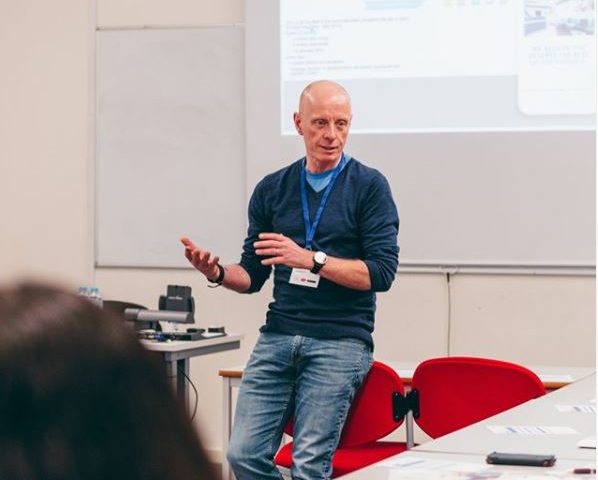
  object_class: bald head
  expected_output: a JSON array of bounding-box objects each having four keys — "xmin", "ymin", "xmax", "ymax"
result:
[
  {"xmin": 293, "ymin": 80, "xmax": 353, "ymax": 173},
  {"xmin": 298, "ymin": 80, "xmax": 352, "ymax": 114}
]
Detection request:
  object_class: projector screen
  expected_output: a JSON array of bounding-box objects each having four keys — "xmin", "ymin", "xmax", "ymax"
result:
[
  {"xmin": 280, "ymin": 0, "xmax": 596, "ymax": 133},
  {"xmin": 246, "ymin": 0, "xmax": 596, "ymax": 268}
]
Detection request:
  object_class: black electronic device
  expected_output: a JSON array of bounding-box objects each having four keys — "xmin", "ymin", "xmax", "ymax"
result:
[
  {"xmin": 486, "ymin": 452, "xmax": 556, "ymax": 467},
  {"xmin": 125, "ymin": 285, "xmax": 195, "ymax": 325},
  {"xmin": 137, "ymin": 329, "xmax": 205, "ymax": 342},
  {"xmin": 167, "ymin": 330, "xmax": 204, "ymax": 341},
  {"xmin": 201, "ymin": 325, "xmax": 226, "ymax": 338},
  {"xmin": 208, "ymin": 325, "xmax": 226, "ymax": 334},
  {"xmin": 159, "ymin": 285, "xmax": 195, "ymax": 314}
]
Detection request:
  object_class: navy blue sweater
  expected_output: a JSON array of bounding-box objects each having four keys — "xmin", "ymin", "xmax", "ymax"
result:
[{"xmin": 239, "ymin": 156, "xmax": 399, "ymax": 349}]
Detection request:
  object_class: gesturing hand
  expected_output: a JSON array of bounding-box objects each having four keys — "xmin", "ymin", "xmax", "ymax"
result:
[
  {"xmin": 180, "ymin": 236, "xmax": 220, "ymax": 280},
  {"xmin": 254, "ymin": 233, "xmax": 312, "ymax": 269}
]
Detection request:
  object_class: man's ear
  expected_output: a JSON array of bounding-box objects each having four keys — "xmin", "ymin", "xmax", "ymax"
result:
[{"xmin": 293, "ymin": 112, "xmax": 303, "ymax": 136}]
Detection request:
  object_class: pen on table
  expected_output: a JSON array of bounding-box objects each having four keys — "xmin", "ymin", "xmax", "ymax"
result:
[{"xmin": 573, "ymin": 468, "xmax": 596, "ymax": 474}]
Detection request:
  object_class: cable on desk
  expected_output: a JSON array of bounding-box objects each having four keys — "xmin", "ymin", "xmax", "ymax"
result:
[{"xmin": 178, "ymin": 365, "xmax": 199, "ymax": 421}]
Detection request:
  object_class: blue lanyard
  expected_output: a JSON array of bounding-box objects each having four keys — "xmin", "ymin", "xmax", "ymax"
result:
[{"xmin": 300, "ymin": 154, "xmax": 347, "ymax": 250}]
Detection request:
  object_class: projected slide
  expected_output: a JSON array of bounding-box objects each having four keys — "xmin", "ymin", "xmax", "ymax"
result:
[
  {"xmin": 519, "ymin": 0, "xmax": 595, "ymax": 114},
  {"xmin": 280, "ymin": 0, "xmax": 596, "ymax": 133}
]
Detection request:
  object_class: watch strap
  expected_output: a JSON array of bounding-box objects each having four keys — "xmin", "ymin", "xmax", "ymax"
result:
[
  {"xmin": 310, "ymin": 254, "xmax": 325, "ymax": 274},
  {"xmin": 207, "ymin": 264, "xmax": 225, "ymax": 286}
]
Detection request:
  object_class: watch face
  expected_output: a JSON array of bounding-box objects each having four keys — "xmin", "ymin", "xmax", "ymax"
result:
[{"xmin": 314, "ymin": 251, "xmax": 327, "ymax": 265}]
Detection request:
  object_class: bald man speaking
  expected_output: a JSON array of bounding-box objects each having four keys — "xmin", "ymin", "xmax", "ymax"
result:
[{"xmin": 182, "ymin": 80, "xmax": 399, "ymax": 479}]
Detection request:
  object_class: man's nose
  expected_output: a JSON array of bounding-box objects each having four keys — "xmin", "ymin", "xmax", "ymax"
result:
[{"xmin": 323, "ymin": 123, "xmax": 336, "ymax": 140}]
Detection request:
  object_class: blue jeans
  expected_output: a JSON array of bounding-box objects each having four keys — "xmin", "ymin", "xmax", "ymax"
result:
[{"xmin": 227, "ymin": 332, "xmax": 373, "ymax": 480}]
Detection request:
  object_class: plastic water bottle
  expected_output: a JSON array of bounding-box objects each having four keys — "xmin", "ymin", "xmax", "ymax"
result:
[{"xmin": 88, "ymin": 287, "xmax": 104, "ymax": 309}]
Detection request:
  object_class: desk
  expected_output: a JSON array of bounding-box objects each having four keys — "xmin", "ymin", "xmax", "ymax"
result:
[
  {"xmin": 338, "ymin": 450, "xmax": 594, "ymax": 479},
  {"xmin": 142, "ymin": 333, "xmax": 242, "ymax": 411},
  {"xmin": 218, "ymin": 362, "xmax": 594, "ymax": 480}
]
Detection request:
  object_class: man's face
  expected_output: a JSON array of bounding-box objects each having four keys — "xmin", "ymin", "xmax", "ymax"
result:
[{"xmin": 293, "ymin": 87, "xmax": 352, "ymax": 171}]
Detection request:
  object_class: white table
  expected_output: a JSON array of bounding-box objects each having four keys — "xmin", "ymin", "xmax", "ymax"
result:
[
  {"xmin": 338, "ymin": 450, "xmax": 595, "ymax": 479},
  {"xmin": 143, "ymin": 333, "xmax": 242, "ymax": 411},
  {"xmin": 218, "ymin": 362, "xmax": 594, "ymax": 480}
]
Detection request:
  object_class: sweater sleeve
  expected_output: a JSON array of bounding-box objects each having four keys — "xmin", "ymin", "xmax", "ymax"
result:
[
  {"xmin": 238, "ymin": 179, "xmax": 273, "ymax": 293},
  {"xmin": 360, "ymin": 174, "xmax": 399, "ymax": 292}
]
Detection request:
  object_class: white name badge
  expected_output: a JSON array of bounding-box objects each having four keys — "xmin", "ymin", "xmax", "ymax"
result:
[{"xmin": 289, "ymin": 268, "xmax": 320, "ymax": 288}]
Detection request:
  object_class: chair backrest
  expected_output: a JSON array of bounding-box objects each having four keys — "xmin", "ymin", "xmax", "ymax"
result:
[
  {"xmin": 282, "ymin": 361, "xmax": 405, "ymax": 448},
  {"xmin": 411, "ymin": 356, "xmax": 546, "ymax": 439},
  {"xmin": 338, "ymin": 361, "xmax": 405, "ymax": 447}
]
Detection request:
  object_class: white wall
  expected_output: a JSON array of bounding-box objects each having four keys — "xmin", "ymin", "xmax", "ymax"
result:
[
  {"xmin": 0, "ymin": 0, "xmax": 594, "ymax": 461},
  {"xmin": 0, "ymin": 0, "xmax": 93, "ymax": 286}
]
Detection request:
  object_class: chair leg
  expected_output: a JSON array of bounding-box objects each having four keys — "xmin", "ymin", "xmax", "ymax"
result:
[{"xmin": 406, "ymin": 410, "xmax": 415, "ymax": 449}]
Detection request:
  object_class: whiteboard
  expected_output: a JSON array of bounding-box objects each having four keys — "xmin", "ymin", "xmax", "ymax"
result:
[
  {"xmin": 246, "ymin": 0, "xmax": 596, "ymax": 268},
  {"xmin": 96, "ymin": 27, "xmax": 246, "ymax": 268}
]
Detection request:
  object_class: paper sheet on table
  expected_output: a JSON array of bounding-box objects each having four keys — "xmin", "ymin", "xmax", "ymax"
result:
[
  {"xmin": 381, "ymin": 456, "xmax": 585, "ymax": 479},
  {"xmin": 380, "ymin": 457, "xmax": 489, "ymax": 472},
  {"xmin": 383, "ymin": 460, "xmax": 579, "ymax": 479},
  {"xmin": 556, "ymin": 404, "xmax": 596, "ymax": 413},
  {"xmin": 382, "ymin": 457, "xmax": 493, "ymax": 479},
  {"xmin": 389, "ymin": 475, "xmax": 580, "ymax": 480},
  {"xmin": 487, "ymin": 425, "xmax": 578, "ymax": 435}
]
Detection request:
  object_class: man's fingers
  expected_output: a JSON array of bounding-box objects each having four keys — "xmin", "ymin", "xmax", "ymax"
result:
[
  {"xmin": 180, "ymin": 236, "xmax": 196, "ymax": 248},
  {"xmin": 258, "ymin": 233, "xmax": 276, "ymax": 240},
  {"xmin": 195, "ymin": 251, "xmax": 206, "ymax": 265},
  {"xmin": 192, "ymin": 250, "xmax": 204, "ymax": 265},
  {"xmin": 256, "ymin": 248, "xmax": 280, "ymax": 257},
  {"xmin": 182, "ymin": 238, "xmax": 223, "ymax": 276},
  {"xmin": 191, "ymin": 249, "xmax": 217, "ymax": 265},
  {"xmin": 258, "ymin": 232, "xmax": 286, "ymax": 241},
  {"xmin": 254, "ymin": 240, "xmax": 283, "ymax": 249},
  {"xmin": 181, "ymin": 236, "xmax": 202, "ymax": 265}
]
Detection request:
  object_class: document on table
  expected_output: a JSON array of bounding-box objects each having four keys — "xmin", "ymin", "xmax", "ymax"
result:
[
  {"xmin": 381, "ymin": 457, "xmax": 490, "ymax": 479},
  {"xmin": 556, "ymin": 404, "xmax": 596, "ymax": 413},
  {"xmin": 380, "ymin": 457, "xmax": 488, "ymax": 472},
  {"xmin": 389, "ymin": 473, "xmax": 595, "ymax": 479},
  {"xmin": 487, "ymin": 425, "xmax": 578, "ymax": 435},
  {"xmin": 381, "ymin": 456, "xmax": 581, "ymax": 479}
]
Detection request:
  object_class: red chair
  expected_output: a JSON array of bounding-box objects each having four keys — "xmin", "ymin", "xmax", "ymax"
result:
[
  {"xmin": 408, "ymin": 356, "xmax": 547, "ymax": 444},
  {"xmin": 274, "ymin": 361, "xmax": 408, "ymax": 478},
  {"xmin": 275, "ymin": 357, "xmax": 546, "ymax": 476}
]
